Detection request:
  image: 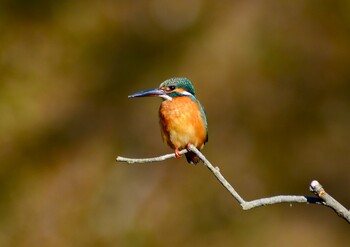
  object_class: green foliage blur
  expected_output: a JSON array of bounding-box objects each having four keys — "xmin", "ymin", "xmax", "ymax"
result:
[{"xmin": 0, "ymin": 1, "xmax": 349, "ymax": 246}]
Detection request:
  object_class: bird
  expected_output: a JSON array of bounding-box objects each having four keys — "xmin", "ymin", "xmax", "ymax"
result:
[{"xmin": 128, "ymin": 77, "xmax": 208, "ymax": 164}]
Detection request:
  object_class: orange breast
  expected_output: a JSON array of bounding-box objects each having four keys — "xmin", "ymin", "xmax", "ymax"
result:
[{"xmin": 159, "ymin": 97, "xmax": 207, "ymax": 150}]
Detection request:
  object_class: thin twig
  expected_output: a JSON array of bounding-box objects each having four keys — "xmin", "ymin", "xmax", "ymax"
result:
[
  {"xmin": 116, "ymin": 145, "xmax": 350, "ymax": 224},
  {"xmin": 116, "ymin": 149, "xmax": 188, "ymax": 163}
]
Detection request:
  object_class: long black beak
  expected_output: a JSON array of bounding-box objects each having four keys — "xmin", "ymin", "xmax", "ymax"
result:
[{"xmin": 128, "ymin": 88, "xmax": 166, "ymax": 98}]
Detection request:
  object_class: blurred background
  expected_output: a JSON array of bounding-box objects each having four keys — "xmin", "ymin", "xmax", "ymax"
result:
[{"xmin": 0, "ymin": 0, "xmax": 349, "ymax": 246}]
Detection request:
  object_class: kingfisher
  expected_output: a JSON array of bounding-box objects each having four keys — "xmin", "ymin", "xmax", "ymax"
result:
[{"xmin": 128, "ymin": 77, "xmax": 208, "ymax": 164}]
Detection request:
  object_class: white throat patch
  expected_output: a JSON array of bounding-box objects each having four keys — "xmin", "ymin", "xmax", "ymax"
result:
[{"xmin": 159, "ymin": 94, "xmax": 173, "ymax": 101}]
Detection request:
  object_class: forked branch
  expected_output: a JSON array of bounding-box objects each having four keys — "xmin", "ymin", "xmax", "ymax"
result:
[{"xmin": 116, "ymin": 145, "xmax": 350, "ymax": 224}]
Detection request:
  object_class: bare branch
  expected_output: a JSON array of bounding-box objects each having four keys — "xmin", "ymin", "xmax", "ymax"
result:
[
  {"xmin": 116, "ymin": 145, "xmax": 350, "ymax": 224},
  {"xmin": 116, "ymin": 149, "xmax": 188, "ymax": 164}
]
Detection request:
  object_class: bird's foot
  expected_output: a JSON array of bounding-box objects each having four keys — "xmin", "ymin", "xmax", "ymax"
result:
[
  {"xmin": 174, "ymin": 149, "xmax": 181, "ymax": 158},
  {"xmin": 186, "ymin": 143, "xmax": 192, "ymax": 150}
]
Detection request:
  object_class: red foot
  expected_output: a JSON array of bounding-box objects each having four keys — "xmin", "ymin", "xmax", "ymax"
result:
[
  {"xmin": 186, "ymin": 143, "xmax": 192, "ymax": 149},
  {"xmin": 174, "ymin": 149, "xmax": 181, "ymax": 158}
]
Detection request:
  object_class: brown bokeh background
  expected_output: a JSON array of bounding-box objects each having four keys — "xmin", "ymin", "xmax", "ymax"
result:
[{"xmin": 0, "ymin": 1, "xmax": 349, "ymax": 246}]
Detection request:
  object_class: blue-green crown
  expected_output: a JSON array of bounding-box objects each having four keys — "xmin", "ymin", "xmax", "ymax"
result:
[{"xmin": 159, "ymin": 77, "xmax": 196, "ymax": 96}]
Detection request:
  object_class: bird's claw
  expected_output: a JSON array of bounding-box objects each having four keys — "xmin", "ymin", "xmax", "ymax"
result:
[{"xmin": 174, "ymin": 149, "xmax": 181, "ymax": 158}]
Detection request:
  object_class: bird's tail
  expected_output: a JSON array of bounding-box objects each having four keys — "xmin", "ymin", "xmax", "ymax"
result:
[{"xmin": 185, "ymin": 151, "xmax": 200, "ymax": 164}]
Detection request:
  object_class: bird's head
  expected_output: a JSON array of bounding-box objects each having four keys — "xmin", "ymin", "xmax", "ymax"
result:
[{"xmin": 128, "ymin": 77, "xmax": 196, "ymax": 101}]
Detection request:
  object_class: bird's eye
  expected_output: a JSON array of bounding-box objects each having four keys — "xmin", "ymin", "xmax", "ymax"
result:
[{"xmin": 168, "ymin": 85, "xmax": 176, "ymax": 90}]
